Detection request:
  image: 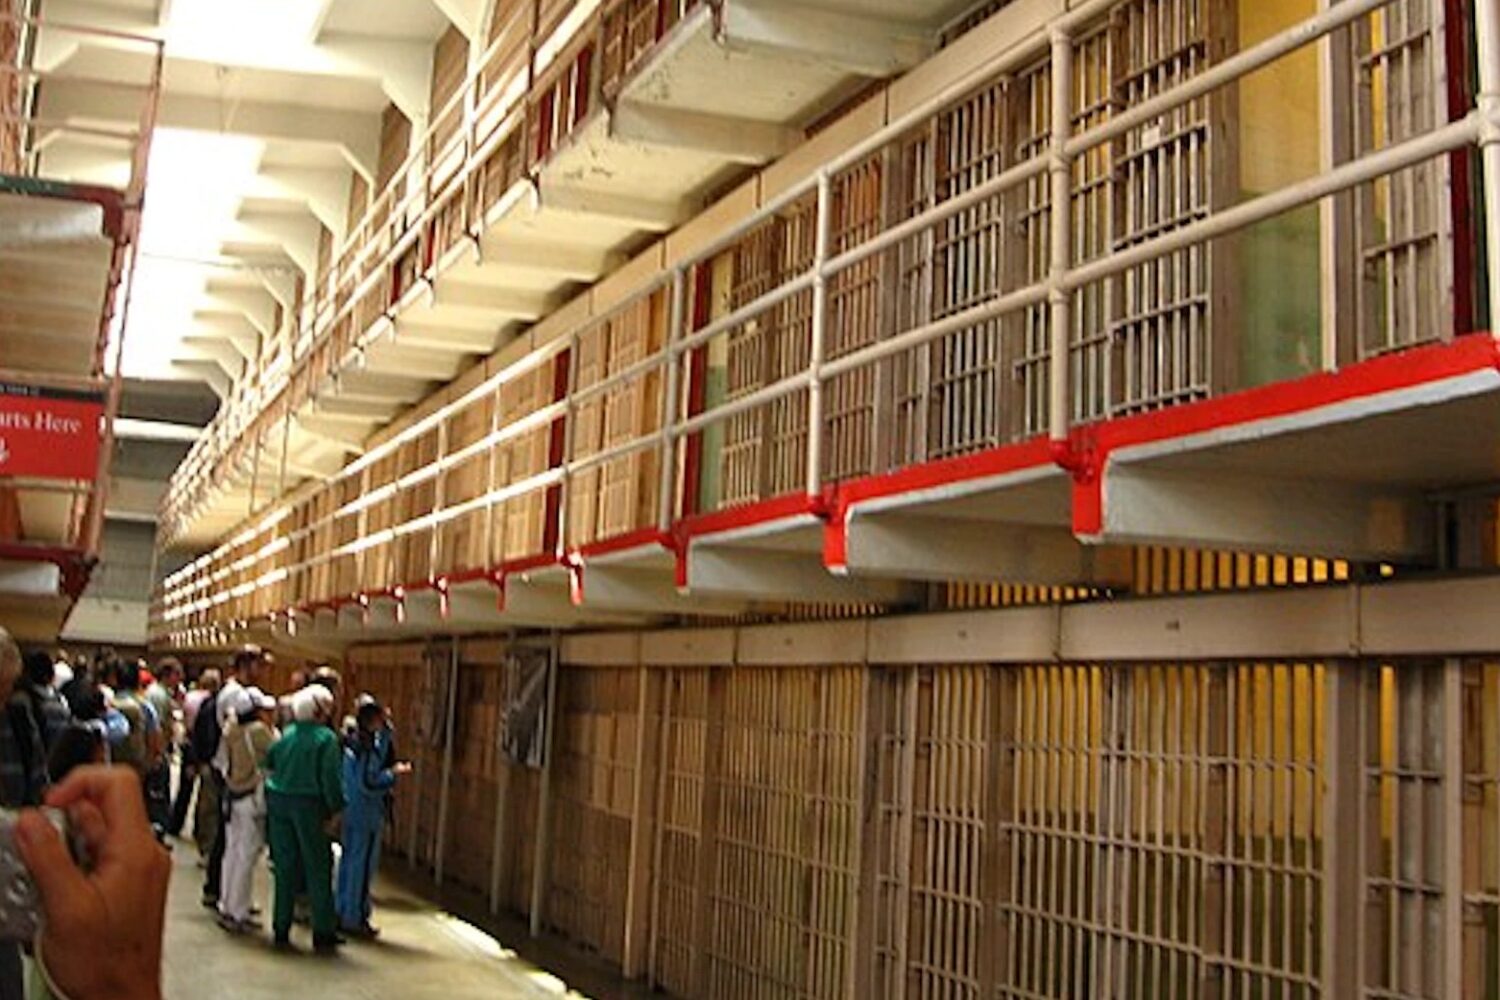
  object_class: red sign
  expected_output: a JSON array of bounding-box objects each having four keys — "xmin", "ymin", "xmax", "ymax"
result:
[{"xmin": 0, "ymin": 384, "xmax": 105, "ymax": 481}]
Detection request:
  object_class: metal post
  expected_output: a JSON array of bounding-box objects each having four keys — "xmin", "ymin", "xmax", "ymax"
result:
[
  {"xmin": 489, "ymin": 629, "xmax": 517, "ymax": 914},
  {"xmin": 1317, "ymin": 0, "xmax": 1353, "ymax": 371},
  {"xmin": 555, "ymin": 331, "xmax": 581, "ymax": 557},
  {"xmin": 658, "ymin": 268, "xmax": 685, "ymax": 532},
  {"xmin": 1475, "ymin": 0, "xmax": 1500, "ymax": 331},
  {"xmin": 247, "ymin": 433, "xmax": 261, "ymax": 516},
  {"xmin": 1321, "ymin": 660, "xmax": 1367, "ymax": 998},
  {"xmin": 433, "ymin": 636, "xmax": 460, "ymax": 886},
  {"xmin": 1440, "ymin": 657, "xmax": 1464, "ymax": 997},
  {"xmin": 529, "ymin": 630, "xmax": 561, "ymax": 937},
  {"xmin": 807, "ymin": 171, "xmax": 832, "ymax": 498},
  {"xmin": 427, "ymin": 419, "xmax": 449, "ymax": 578},
  {"xmin": 1047, "ymin": 29, "xmax": 1074, "ymax": 447}
]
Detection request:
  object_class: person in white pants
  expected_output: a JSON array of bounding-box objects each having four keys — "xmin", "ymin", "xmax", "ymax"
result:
[{"xmin": 218, "ymin": 686, "xmax": 279, "ymax": 934}]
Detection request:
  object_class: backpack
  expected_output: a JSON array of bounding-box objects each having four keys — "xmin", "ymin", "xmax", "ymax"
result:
[
  {"xmin": 113, "ymin": 694, "xmax": 149, "ymax": 774},
  {"xmin": 191, "ymin": 691, "xmax": 221, "ymax": 765}
]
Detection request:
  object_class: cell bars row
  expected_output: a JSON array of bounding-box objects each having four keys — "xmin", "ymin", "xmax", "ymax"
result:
[
  {"xmin": 704, "ymin": 0, "xmax": 1456, "ymax": 506},
  {"xmin": 340, "ymin": 652, "xmax": 1500, "ymax": 1000},
  {"xmin": 156, "ymin": 0, "xmax": 1467, "ymax": 626}
]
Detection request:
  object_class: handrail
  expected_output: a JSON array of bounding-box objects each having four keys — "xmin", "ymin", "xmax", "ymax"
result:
[{"xmin": 155, "ymin": 0, "xmax": 1478, "ymax": 636}]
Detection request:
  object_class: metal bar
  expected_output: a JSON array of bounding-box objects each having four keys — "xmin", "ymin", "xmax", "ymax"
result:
[
  {"xmin": 1066, "ymin": 0, "xmax": 1391, "ymax": 162},
  {"xmin": 529, "ymin": 631, "xmax": 561, "ymax": 938},
  {"xmin": 807, "ymin": 172, "xmax": 832, "ymax": 498},
  {"xmin": 1065, "ymin": 113, "xmax": 1480, "ymax": 292},
  {"xmin": 822, "ymin": 159, "xmax": 1047, "ymax": 289},
  {"xmin": 1048, "ymin": 29, "xmax": 1075, "ymax": 447},
  {"xmin": 658, "ymin": 268, "xmax": 684, "ymax": 532},
  {"xmin": 676, "ymin": 270, "xmax": 817, "ymax": 357},
  {"xmin": 433, "ymin": 636, "xmax": 461, "ymax": 887},
  {"xmin": 1476, "ymin": 0, "xmax": 1500, "ymax": 331},
  {"xmin": 1437, "ymin": 655, "xmax": 1464, "ymax": 995}
]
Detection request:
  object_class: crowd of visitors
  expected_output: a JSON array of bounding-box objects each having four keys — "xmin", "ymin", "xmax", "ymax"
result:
[{"xmin": 0, "ymin": 631, "xmax": 412, "ymax": 999}]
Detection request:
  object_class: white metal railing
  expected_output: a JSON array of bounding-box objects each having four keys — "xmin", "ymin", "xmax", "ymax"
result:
[{"xmin": 154, "ymin": 0, "xmax": 1496, "ymax": 635}]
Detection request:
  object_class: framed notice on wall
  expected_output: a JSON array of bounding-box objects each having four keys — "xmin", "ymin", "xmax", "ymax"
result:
[
  {"xmin": 0, "ymin": 383, "xmax": 105, "ymax": 481},
  {"xmin": 501, "ymin": 649, "xmax": 550, "ymax": 770}
]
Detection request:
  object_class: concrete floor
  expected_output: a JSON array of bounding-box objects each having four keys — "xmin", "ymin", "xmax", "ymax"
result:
[{"xmin": 161, "ymin": 845, "xmax": 590, "ymax": 999}]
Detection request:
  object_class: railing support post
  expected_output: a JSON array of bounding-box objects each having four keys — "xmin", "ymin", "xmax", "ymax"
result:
[
  {"xmin": 659, "ymin": 268, "xmax": 685, "ymax": 533},
  {"xmin": 1321, "ymin": 659, "xmax": 1367, "ymax": 998},
  {"xmin": 807, "ymin": 171, "xmax": 833, "ymax": 499},
  {"xmin": 433, "ymin": 636, "xmax": 460, "ymax": 887},
  {"xmin": 1475, "ymin": 0, "xmax": 1500, "ymax": 332},
  {"xmin": 1047, "ymin": 29, "xmax": 1074, "ymax": 452},
  {"xmin": 529, "ymin": 630, "xmax": 561, "ymax": 938}
]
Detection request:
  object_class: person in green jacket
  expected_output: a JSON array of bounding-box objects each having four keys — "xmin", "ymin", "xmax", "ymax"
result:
[{"xmin": 264, "ymin": 685, "xmax": 345, "ymax": 953}]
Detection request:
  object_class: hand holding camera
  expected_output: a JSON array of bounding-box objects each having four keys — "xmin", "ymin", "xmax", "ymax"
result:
[{"xmin": 15, "ymin": 766, "xmax": 170, "ymax": 1000}]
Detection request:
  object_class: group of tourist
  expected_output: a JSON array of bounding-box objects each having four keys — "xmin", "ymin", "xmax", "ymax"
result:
[
  {"xmin": 0, "ymin": 631, "xmax": 413, "ymax": 1000},
  {"xmin": 180, "ymin": 647, "xmax": 411, "ymax": 953}
]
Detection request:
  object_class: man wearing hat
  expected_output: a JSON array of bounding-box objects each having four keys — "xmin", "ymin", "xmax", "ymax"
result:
[
  {"xmin": 197, "ymin": 644, "xmax": 271, "ymax": 909},
  {"xmin": 265, "ymin": 685, "xmax": 345, "ymax": 952},
  {"xmin": 218, "ymin": 685, "xmax": 278, "ymax": 933},
  {"xmin": 336, "ymin": 696, "xmax": 409, "ymax": 938}
]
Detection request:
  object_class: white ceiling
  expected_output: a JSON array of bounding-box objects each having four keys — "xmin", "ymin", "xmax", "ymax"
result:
[
  {"xmin": 318, "ymin": 0, "xmax": 451, "ymax": 40},
  {"xmin": 31, "ymin": 0, "xmax": 456, "ymax": 383}
]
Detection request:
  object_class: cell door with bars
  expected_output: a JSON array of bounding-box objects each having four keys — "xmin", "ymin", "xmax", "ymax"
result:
[
  {"xmin": 928, "ymin": 79, "xmax": 1010, "ymax": 461},
  {"xmin": 820, "ymin": 157, "xmax": 887, "ymax": 483},
  {"xmin": 1350, "ymin": 0, "xmax": 1454, "ymax": 357},
  {"xmin": 1110, "ymin": 0, "xmax": 1230, "ymax": 415},
  {"xmin": 1008, "ymin": 26, "xmax": 1116, "ymax": 440},
  {"xmin": 718, "ymin": 203, "xmax": 816, "ymax": 508}
]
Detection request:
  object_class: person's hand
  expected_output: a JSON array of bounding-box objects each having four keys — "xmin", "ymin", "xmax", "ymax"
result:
[
  {"xmin": 393, "ymin": 761, "xmax": 413, "ymax": 776},
  {"xmin": 15, "ymin": 766, "xmax": 169, "ymax": 1000}
]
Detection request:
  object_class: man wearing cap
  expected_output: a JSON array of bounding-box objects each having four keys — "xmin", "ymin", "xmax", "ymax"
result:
[
  {"xmin": 336, "ymin": 697, "xmax": 410, "ymax": 938},
  {"xmin": 218, "ymin": 685, "xmax": 278, "ymax": 933},
  {"xmin": 197, "ymin": 645, "xmax": 270, "ymax": 909},
  {"xmin": 265, "ymin": 685, "xmax": 345, "ymax": 952}
]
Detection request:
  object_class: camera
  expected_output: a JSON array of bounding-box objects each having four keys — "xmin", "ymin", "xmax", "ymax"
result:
[{"xmin": 0, "ymin": 809, "xmax": 83, "ymax": 942}]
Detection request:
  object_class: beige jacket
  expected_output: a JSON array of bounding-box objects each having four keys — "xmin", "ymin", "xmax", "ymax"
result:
[{"xmin": 224, "ymin": 719, "xmax": 276, "ymax": 797}]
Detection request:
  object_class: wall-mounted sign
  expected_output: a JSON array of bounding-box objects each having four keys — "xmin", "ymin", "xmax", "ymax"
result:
[{"xmin": 0, "ymin": 383, "xmax": 105, "ymax": 481}]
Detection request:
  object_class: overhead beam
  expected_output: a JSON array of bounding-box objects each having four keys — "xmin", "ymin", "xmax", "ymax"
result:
[
  {"xmin": 248, "ymin": 166, "xmax": 353, "ymax": 244},
  {"xmin": 427, "ymin": 0, "xmax": 488, "ymax": 41},
  {"xmin": 257, "ymin": 271, "xmax": 301, "ymax": 313},
  {"xmin": 202, "ymin": 285, "xmax": 279, "ymax": 339},
  {"xmin": 840, "ymin": 513, "xmax": 1134, "ymax": 587},
  {"xmin": 721, "ymin": 0, "xmax": 933, "ymax": 78},
  {"xmin": 535, "ymin": 179, "xmax": 686, "ymax": 231},
  {"xmin": 476, "ymin": 235, "xmax": 621, "ymax": 282},
  {"xmin": 392, "ymin": 321, "xmax": 504, "ymax": 354},
  {"xmin": 570, "ymin": 566, "xmax": 747, "ymax": 616},
  {"xmin": 685, "ymin": 545, "xmax": 922, "ymax": 605},
  {"xmin": 306, "ymin": 394, "xmax": 402, "ymax": 421},
  {"xmin": 318, "ymin": 33, "xmax": 434, "ymax": 127},
  {"xmin": 361, "ymin": 341, "xmax": 469, "ymax": 380},
  {"xmin": 227, "ymin": 212, "xmax": 323, "ymax": 279},
  {"xmin": 1098, "ymin": 464, "xmax": 1436, "ymax": 564},
  {"xmin": 38, "ymin": 79, "xmax": 381, "ymax": 180},
  {"xmin": 330, "ymin": 368, "xmax": 433, "ymax": 403},
  {"xmin": 188, "ymin": 315, "xmax": 261, "ymax": 361},
  {"xmin": 33, "ymin": 2, "xmax": 159, "ymax": 70},
  {"xmin": 178, "ymin": 338, "xmax": 248, "ymax": 379},
  {"xmin": 169, "ymin": 359, "xmax": 234, "ymax": 397},
  {"xmin": 293, "ymin": 415, "xmax": 369, "ymax": 454},
  {"xmin": 610, "ymin": 101, "xmax": 800, "ymax": 166}
]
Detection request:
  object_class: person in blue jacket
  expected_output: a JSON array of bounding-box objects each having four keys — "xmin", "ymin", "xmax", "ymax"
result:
[{"xmin": 335, "ymin": 697, "xmax": 409, "ymax": 938}]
